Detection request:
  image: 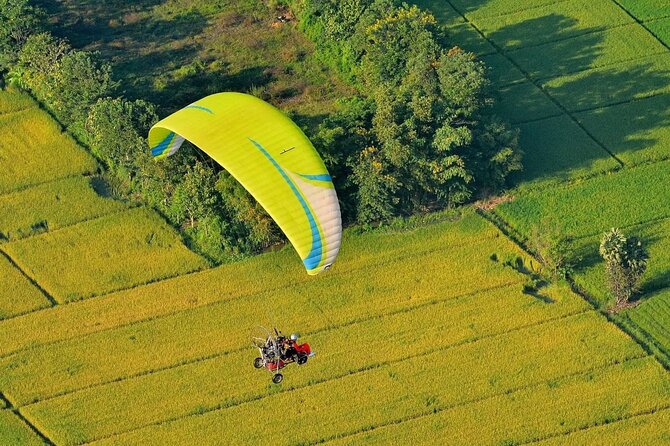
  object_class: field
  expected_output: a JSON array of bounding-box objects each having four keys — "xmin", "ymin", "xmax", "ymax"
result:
[{"xmin": 2, "ymin": 0, "xmax": 670, "ymax": 444}]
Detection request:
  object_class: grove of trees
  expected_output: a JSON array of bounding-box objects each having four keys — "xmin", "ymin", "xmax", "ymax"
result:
[{"xmin": 1, "ymin": 0, "xmax": 521, "ymax": 262}]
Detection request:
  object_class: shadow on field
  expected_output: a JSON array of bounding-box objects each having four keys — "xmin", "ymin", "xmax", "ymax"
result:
[{"xmin": 482, "ymin": 13, "xmax": 670, "ymax": 183}]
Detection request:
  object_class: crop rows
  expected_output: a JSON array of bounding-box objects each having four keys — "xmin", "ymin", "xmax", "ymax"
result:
[
  {"xmin": 0, "ymin": 211, "xmax": 515, "ymax": 356},
  {"xmin": 21, "ymin": 292, "xmax": 599, "ymax": 445},
  {"xmin": 474, "ymin": 0, "xmax": 633, "ymax": 52},
  {"xmin": 0, "ymin": 253, "xmax": 50, "ymax": 319},
  {"xmin": 0, "ymin": 108, "xmax": 97, "ymax": 194},
  {"xmin": 0, "ymin": 176, "xmax": 127, "ymax": 242},
  {"xmin": 542, "ymin": 53, "xmax": 670, "ymax": 112},
  {"xmin": 0, "ymin": 410, "xmax": 44, "ymax": 446},
  {"xmin": 3, "ymin": 207, "xmax": 209, "ymax": 303},
  {"xmin": 575, "ymin": 93, "xmax": 670, "ymax": 166},
  {"xmin": 617, "ymin": 0, "xmax": 670, "ymax": 22},
  {"xmin": 0, "ymin": 88, "xmax": 35, "ymax": 115},
  {"xmin": 325, "ymin": 357, "xmax": 670, "ymax": 446},
  {"xmin": 0, "ymin": 235, "xmax": 543, "ymax": 406},
  {"xmin": 90, "ymin": 356, "xmax": 668, "ymax": 446},
  {"xmin": 536, "ymin": 408, "xmax": 670, "ymax": 445},
  {"xmin": 626, "ymin": 287, "xmax": 670, "ymax": 358}
]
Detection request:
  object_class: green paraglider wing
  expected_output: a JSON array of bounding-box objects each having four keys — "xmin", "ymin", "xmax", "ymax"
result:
[{"xmin": 148, "ymin": 93, "xmax": 341, "ymax": 275}]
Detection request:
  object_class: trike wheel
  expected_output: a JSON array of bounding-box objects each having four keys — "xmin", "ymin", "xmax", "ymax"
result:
[
  {"xmin": 253, "ymin": 357, "xmax": 264, "ymax": 369},
  {"xmin": 272, "ymin": 373, "xmax": 283, "ymax": 384}
]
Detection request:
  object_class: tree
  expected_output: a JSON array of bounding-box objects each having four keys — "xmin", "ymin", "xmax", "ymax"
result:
[
  {"xmin": 170, "ymin": 161, "xmax": 218, "ymax": 229},
  {"xmin": 86, "ymin": 97, "xmax": 157, "ymax": 180},
  {"xmin": 0, "ymin": 0, "xmax": 40, "ymax": 70},
  {"xmin": 599, "ymin": 228, "xmax": 648, "ymax": 309}
]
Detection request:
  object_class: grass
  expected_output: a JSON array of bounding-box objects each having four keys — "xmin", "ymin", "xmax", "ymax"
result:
[
  {"xmin": 511, "ymin": 114, "xmax": 618, "ymax": 186},
  {"xmin": 2, "ymin": 208, "xmax": 208, "ymax": 303},
  {"xmin": 536, "ymin": 408, "xmax": 670, "ymax": 445},
  {"xmin": 93, "ymin": 356, "xmax": 669, "ymax": 445},
  {"xmin": 41, "ymin": 0, "xmax": 353, "ymax": 126},
  {"xmin": 0, "ymin": 176, "xmax": 127, "ymax": 242},
  {"xmin": 508, "ymin": 23, "xmax": 667, "ymax": 80},
  {"xmin": 0, "ymin": 254, "xmax": 50, "ymax": 320},
  {"xmin": 0, "ymin": 108, "xmax": 97, "ymax": 194},
  {"xmin": 23, "ymin": 312, "xmax": 636, "ymax": 445},
  {"xmin": 474, "ymin": 0, "xmax": 632, "ymax": 51},
  {"xmin": 575, "ymin": 93, "xmax": 670, "ymax": 166},
  {"xmin": 0, "ymin": 213, "xmax": 542, "ymax": 406},
  {"xmin": 328, "ymin": 357, "xmax": 669, "ymax": 446},
  {"xmin": 494, "ymin": 160, "xmax": 670, "ymax": 239},
  {"xmin": 0, "ymin": 88, "xmax": 36, "ymax": 115},
  {"xmin": 492, "ymin": 81, "xmax": 562, "ymax": 124},
  {"xmin": 617, "ymin": 0, "xmax": 670, "ymax": 21},
  {"xmin": 542, "ymin": 53, "xmax": 670, "ymax": 112},
  {"xmin": 0, "ymin": 410, "xmax": 44, "ymax": 446}
]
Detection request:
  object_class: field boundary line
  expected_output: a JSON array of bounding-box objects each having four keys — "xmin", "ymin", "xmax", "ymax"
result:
[
  {"xmin": 79, "ymin": 308, "xmax": 597, "ymax": 444},
  {"xmin": 445, "ymin": 1, "xmax": 626, "ymax": 168},
  {"xmin": 313, "ymin": 356, "xmax": 650, "ymax": 445},
  {"xmin": 0, "ymin": 392, "xmax": 55, "ymax": 446},
  {"xmin": 18, "ymin": 280, "xmax": 527, "ymax": 409},
  {"xmin": 609, "ymin": 0, "xmax": 670, "ymax": 53},
  {"xmin": 0, "ymin": 173, "xmax": 93, "ymax": 200},
  {"xmin": 616, "ymin": 310, "xmax": 670, "ymax": 369},
  {"xmin": 566, "ymin": 90, "xmax": 670, "ymax": 114},
  {"xmin": 0, "ymin": 248, "xmax": 57, "ymax": 308},
  {"xmin": 0, "ymin": 229, "xmax": 503, "ymax": 355},
  {"xmin": 520, "ymin": 404, "xmax": 670, "ymax": 444}
]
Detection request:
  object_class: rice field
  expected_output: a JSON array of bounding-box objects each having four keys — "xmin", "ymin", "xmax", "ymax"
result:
[
  {"xmin": 0, "ymin": 254, "xmax": 50, "ymax": 319},
  {"xmin": 0, "ymin": 107, "xmax": 97, "ymax": 194},
  {"xmin": 0, "ymin": 88, "xmax": 36, "ymax": 115},
  {"xmin": 3, "ymin": 208, "xmax": 209, "ymax": 303},
  {"xmin": 3, "ymin": 0, "xmax": 670, "ymax": 443},
  {"xmin": 0, "ymin": 176, "xmax": 127, "ymax": 242}
]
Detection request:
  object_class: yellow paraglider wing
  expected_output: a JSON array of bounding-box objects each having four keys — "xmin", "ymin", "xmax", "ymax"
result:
[{"xmin": 148, "ymin": 93, "xmax": 341, "ymax": 275}]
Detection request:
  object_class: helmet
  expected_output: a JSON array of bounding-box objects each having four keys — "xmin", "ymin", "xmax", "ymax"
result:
[{"xmin": 290, "ymin": 333, "xmax": 299, "ymax": 341}]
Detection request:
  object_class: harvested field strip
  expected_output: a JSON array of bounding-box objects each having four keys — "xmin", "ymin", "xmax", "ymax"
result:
[
  {"xmin": 0, "ymin": 252, "xmax": 51, "ymax": 319},
  {"xmin": 534, "ymin": 407, "xmax": 670, "ymax": 445},
  {"xmin": 22, "ymin": 299, "xmax": 604, "ymax": 444},
  {"xmin": 0, "ymin": 108, "xmax": 97, "ymax": 194},
  {"xmin": 511, "ymin": 114, "xmax": 619, "ymax": 186},
  {"xmin": 575, "ymin": 93, "xmax": 670, "ymax": 166},
  {"xmin": 492, "ymin": 81, "xmax": 562, "ymax": 124},
  {"xmin": 91, "ymin": 357, "xmax": 668, "ymax": 446},
  {"xmin": 472, "ymin": 0, "xmax": 633, "ymax": 52},
  {"xmin": 570, "ymin": 217, "xmax": 670, "ymax": 305},
  {"xmin": 0, "ymin": 89, "xmax": 36, "ymax": 114},
  {"xmin": 542, "ymin": 53, "xmax": 670, "ymax": 112},
  {"xmin": 0, "ymin": 176, "xmax": 127, "ymax": 242},
  {"xmin": 449, "ymin": 0, "xmax": 573, "ymax": 21},
  {"xmin": 3, "ymin": 207, "xmax": 208, "ymax": 303},
  {"xmin": 0, "ymin": 241, "xmax": 546, "ymax": 406},
  {"xmin": 508, "ymin": 23, "xmax": 667, "ymax": 80},
  {"xmin": 493, "ymin": 160, "xmax": 670, "ymax": 239},
  {"xmin": 0, "ymin": 211, "xmax": 515, "ymax": 356},
  {"xmin": 324, "ymin": 357, "xmax": 670, "ymax": 446},
  {"xmin": 0, "ymin": 409, "xmax": 46, "ymax": 446}
]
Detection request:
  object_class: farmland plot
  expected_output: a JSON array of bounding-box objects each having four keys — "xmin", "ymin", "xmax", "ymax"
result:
[
  {"xmin": 0, "ymin": 410, "xmax": 44, "ymax": 446},
  {"xmin": 617, "ymin": 0, "xmax": 670, "ymax": 21},
  {"xmin": 0, "ymin": 89, "xmax": 35, "ymax": 115},
  {"xmin": 480, "ymin": 53, "xmax": 525, "ymax": 86},
  {"xmin": 0, "ymin": 108, "xmax": 97, "ymax": 194},
  {"xmin": 408, "ymin": 0, "xmax": 464, "ymax": 26},
  {"xmin": 474, "ymin": 0, "xmax": 633, "ymax": 51},
  {"xmin": 445, "ymin": 23, "xmax": 497, "ymax": 56},
  {"xmin": 492, "ymin": 81, "xmax": 562, "ymax": 124},
  {"xmin": 449, "ymin": 0, "xmax": 571, "ymax": 21},
  {"xmin": 0, "ymin": 176, "xmax": 127, "ymax": 242},
  {"xmin": 0, "ymin": 254, "xmax": 50, "ymax": 319},
  {"xmin": 508, "ymin": 23, "xmax": 667, "ymax": 79},
  {"xmin": 626, "ymin": 288, "xmax": 670, "ymax": 360},
  {"xmin": 2, "ymin": 208, "xmax": 208, "ymax": 303},
  {"xmin": 576, "ymin": 93, "xmax": 670, "ymax": 166},
  {"xmin": 542, "ymin": 53, "xmax": 670, "ymax": 112},
  {"xmin": 647, "ymin": 17, "xmax": 670, "ymax": 46}
]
